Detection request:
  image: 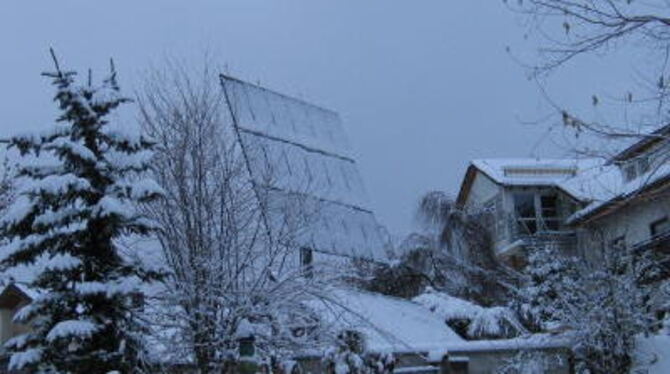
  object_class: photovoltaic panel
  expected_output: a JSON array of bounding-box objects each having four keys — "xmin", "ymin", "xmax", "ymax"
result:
[{"xmin": 220, "ymin": 75, "xmax": 387, "ymax": 261}]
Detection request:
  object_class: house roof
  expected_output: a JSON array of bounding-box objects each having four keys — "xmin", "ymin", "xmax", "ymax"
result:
[
  {"xmin": 456, "ymin": 158, "xmax": 605, "ymax": 207},
  {"xmin": 0, "ymin": 283, "xmax": 34, "ymax": 308},
  {"xmin": 454, "ymin": 153, "xmax": 670, "ymax": 226},
  {"xmin": 567, "ymin": 163, "xmax": 670, "ymax": 225},
  {"xmin": 609, "ymin": 124, "xmax": 670, "ymax": 164},
  {"xmin": 311, "ymin": 288, "xmax": 464, "ymax": 353}
]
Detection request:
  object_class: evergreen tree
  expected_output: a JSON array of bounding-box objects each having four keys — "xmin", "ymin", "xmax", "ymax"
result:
[
  {"xmin": 516, "ymin": 245, "xmax": 659, "ymax": 373},
  {"xmin": 0, "ymin": 51, "xmax": 163, "ymax": 373},
  {"xmin": 516, "ymin": 245, "xmax": 582, "ymax": 331}
]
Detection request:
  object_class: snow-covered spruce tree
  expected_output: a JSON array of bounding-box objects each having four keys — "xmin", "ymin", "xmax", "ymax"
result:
[
  {"xmin": 0, "ymin": 52, "xmax": 163, "ymax": 373},
  {"xmin": 513, "ymin": 245, "xmax": 583, "ymax": 332}
]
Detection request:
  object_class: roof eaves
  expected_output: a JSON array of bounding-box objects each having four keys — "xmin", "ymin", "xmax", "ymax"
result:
[
  {"xmin": 608, "ymin": 124, "xmax": 670, "ymax": 164},
  {"xmin": 568, "ymin": 171, "xmax": 670, "ymax": 225}
]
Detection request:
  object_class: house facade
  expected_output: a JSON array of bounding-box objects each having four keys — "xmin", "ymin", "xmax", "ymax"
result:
[
  {"xmin": 456, "ymin": 127, "xmax": 670, "ymax": 272},
  {"xmin": 568, "ymin": 126, "xmax": 670, "ymax": 263},
  {"xmin": 0, "ymin": 284, "xmax": 32, "ymax": 347},
  {"xmin": 456, "ymin": 159, "xmax": 593, "ymax": 266}
]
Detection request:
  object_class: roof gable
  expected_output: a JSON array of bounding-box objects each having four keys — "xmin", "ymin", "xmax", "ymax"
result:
[{"xmin": 457, "ymin": 158, "xmax": 603, "ymax": 207}]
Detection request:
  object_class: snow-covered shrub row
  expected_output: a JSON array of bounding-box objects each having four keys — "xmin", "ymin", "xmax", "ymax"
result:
[{"xmin": 414, "ymin": 288, "xmax": 527, "ymax": 340}]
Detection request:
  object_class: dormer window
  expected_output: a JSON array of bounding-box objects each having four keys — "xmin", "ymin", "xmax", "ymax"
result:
[
  {"xmin": 623, "ymin": 163, "xmax": 637, "ymax": 181},
  {"xmin": 622, "ymin": 155, "xmax": 650, "ymax": 182},
  {"xmin": 300, "ymin": 247, "xmax": 314, "ymax": 279}
]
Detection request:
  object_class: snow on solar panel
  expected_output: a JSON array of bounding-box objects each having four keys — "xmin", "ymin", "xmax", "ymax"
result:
[{"xmin": 220, "ymin": 75, "xmax": 387, "ymax": 261}]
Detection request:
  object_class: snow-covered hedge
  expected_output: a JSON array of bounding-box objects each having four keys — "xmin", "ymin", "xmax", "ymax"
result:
[{"xmin": 413, "ymin": 289, "xmax": 526, "ymax": 339}]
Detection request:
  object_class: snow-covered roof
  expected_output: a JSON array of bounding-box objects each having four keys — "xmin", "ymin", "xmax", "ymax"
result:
[
  {"xmin": 459, "ymin": 158, "xmax": 605, "ymax": 205},
  {"xmin": 442, "ymin": 334, "xmax": 571, "ymax": 353},
  {"xmin": 472, "ymin": 159, "xmax": 584, "ymax": 186},
  {"xmin": 610, "ymin": 124, "xmax": 670, "ymax": 163},
  {"xmin": 220, "ymin": 75, "xmax": 387, "ymax": 261},
  {"xmin": 459, "ymin": 156, "xmax": 670, "ymax": 224},
  {"xmin": 567, "ymin": 163, "xmax": 670, "ymax": 224},
  {"xmin": 313, "ymin": 288, "xmax": 464, "ymax": 353}
]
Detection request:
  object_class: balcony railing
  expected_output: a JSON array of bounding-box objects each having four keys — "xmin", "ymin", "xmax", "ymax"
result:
[{"xmin": 502, "ymin": 214, "xmax": 577, "ymax": 252}]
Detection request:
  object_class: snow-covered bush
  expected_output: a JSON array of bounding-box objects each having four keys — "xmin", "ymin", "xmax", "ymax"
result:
[
  {"xmin": 0, "ymin": 52, "xmax": 163, "ymax": 373},
  {"xmin": 322, "ymin": 330, "xmax": 395, "ymax": 374},
  {"xmin": 414, "ymin": 288, "xmax": 526, "ymax": 339},
  {"xmin": 511, "ymin": 245, "xmax": 582, "ymax": 331},
  {"xmin": 357, "ymin": 244, "xmax": 435, "ymax": 299},
  {"xmin": 516, "ymin": 245, "xmax": 663, "ymax": 373},
  {"xmin": 495, "ymin": 350, "xmax": 566, "ymax": 374}
]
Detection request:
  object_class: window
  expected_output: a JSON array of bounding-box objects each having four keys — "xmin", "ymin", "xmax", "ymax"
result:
[
  {"xmin": 513, "ymin": 191, "xmax": 562, "ymax": 235},
  {"xmin": 130, "ymin": 292, "xmax": 145, "ymax": 311},
  {"xmin": 540, "ymin": 195, "xmax": 560, "ymax": 231},
  {"xmin": 650, "ymin": 217, "xmax": 670, "ymax": 237},
  {"xmin": 623, "ymin": 163, "xmax": 637, "ymax": 181},
  {"xmin": 514, "ymin": 192, "xmax": 537, "ymax": 235},
  {"xmin": 611, "ymin": 235, "xmax": 626, "ymax": 251},
  {"xmin": 300, "ymin": 247, "xmax": 314, "ymax": 279},
  {"xmin": 638, "ymin": 156, "xmax": 650, "ymax": 174},
  {"xmin": 622, "ymin": 156, "xmax": 651, "ymax": 182}
]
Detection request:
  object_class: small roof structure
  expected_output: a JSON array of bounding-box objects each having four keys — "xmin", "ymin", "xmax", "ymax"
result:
[
  {"xmin": 456, "ymin": 158, "xmax": 603, "ymax": 207},
  {"xmin": 0, "ymin": 283, "xmax": 33, "ymax": 309}
]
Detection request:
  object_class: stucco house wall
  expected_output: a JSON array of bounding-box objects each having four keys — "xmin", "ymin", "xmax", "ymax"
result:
[{"xmin": 576, "ymin": 191, "xmax": 670, "ymax": 256}]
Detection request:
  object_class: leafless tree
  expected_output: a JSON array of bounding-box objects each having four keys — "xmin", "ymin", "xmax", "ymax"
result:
[
  {"xmin": 137, "ymin": 59, "xmax": 335, "ymax": 373},
  {"xmin": 507, "ymin": 0, "xmax": 670, "ymax": 145}
]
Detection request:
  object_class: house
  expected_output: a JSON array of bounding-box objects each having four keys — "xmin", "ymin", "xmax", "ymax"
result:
[
  {"xmin": 456, "ymin": 126, "xmax": 670, "ymax": 271},
  {"xmin": 0, "ymin": 284, "xmax": 31, "ymax": 345},
  {"xmin": 567, "ymin": 125, "xmax": 670, "ymax": 259},
  {"xmin": 455, "ymin": 158, "xmax": 598, "ymax": 266}
]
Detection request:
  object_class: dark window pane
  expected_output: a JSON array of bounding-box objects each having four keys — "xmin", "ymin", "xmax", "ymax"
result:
[
  {"xmin": 514, "ymin": 193, "xmax": 535, "ymax": 218},
  {"xmin": 517, "ymin": 219, "xmax": 537, "ymax": 235},
  {"xmin": 651, "ymin": 217, "xmax": 670, "ymax": 237},
  {"xmin": 611, "ymin": 236, "xmax": 626, "ymax": 250},
  {"xmin": 300, "ymin": 247, "xmax": 314, "ymax": 278},
  {"xmin": 544, "ymin": 219, "xmax": 560, "ymax": 231},
  {"xmin": 540, "ymin": 195, "xmax": 558, "ymax": 218},
  {"xmin": 624, "ymin": 164, "xmax": 637, "ymax": 181},
  {"xmin": 639, "ymin": 157, "xmax": 650, "ymax": 174}
]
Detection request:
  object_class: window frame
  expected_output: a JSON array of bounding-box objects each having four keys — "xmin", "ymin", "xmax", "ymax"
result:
[
  {"xmin": 650, "ymin": 216, "xmax": 670, "ymax": 238},
  {"xmin": 512, "ymin": 190, "xmax": 563, "ymax": 235},
  {"xmin": 300, "ymin": 247, "xmax": 314, "ymax": 279},
  {"xmin": 610, "ymin": 235, "xmax": 626, "ymax": 251}
]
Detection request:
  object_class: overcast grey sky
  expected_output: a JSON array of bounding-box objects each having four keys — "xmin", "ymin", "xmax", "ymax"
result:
[{"xmin": 0, "ymin": 1, "xmax": 634, "ymax": 239}]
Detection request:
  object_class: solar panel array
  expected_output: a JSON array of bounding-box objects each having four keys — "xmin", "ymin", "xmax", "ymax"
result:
[{"xmin": 220, "ymin": 75, "xmax": 387, "ymax": 261}]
